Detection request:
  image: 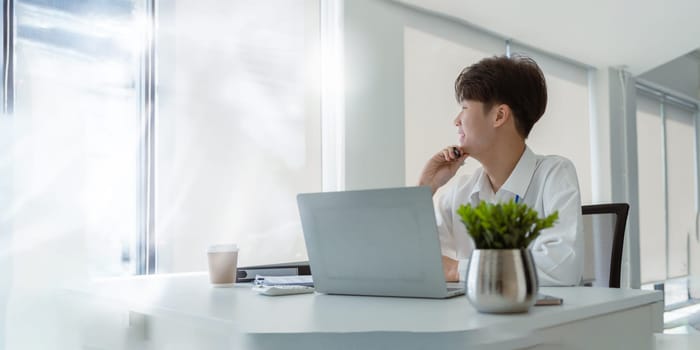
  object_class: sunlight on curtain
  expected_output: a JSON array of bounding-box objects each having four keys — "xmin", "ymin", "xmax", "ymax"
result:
[
  {"xmin": 155, "ymin": 0, "xmax": 321, "ymax": 272},
  {"xmin": 2, "ymin": 1, "xmax": 145, "ymax": 348}
]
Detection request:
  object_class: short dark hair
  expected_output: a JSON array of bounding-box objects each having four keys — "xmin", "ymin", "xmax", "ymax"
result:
[{"xmin": 454, "ymin": 55, "xmax": 547, "ymax": 138}]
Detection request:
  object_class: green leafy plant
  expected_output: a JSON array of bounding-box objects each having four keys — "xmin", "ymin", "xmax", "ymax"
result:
[{"xmin": 456, "ymin": 200, "xmax": 558, "ymax": 249}]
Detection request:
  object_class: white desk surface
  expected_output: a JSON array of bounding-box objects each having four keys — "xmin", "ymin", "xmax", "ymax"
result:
[{"xmin": 69, "ymin": 272, "xmax": 663, "ymax": 338}]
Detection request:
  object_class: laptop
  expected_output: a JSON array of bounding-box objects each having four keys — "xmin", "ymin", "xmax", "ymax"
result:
[{"xmin": 297, "ymin": 186, "xmax": 465, "ymax": 298}]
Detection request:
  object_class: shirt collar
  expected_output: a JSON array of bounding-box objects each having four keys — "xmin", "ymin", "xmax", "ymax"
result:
[
  {"xmin": 468, "ymin": 146, "xmax": 538, "ymax": 202},
  {"xmin": 500, "ymin": 146, "xmax": 538, "ymax": 199},
  {"xmin": 468, "ymin": 169, "xmax": 492, "ymax": 203}
]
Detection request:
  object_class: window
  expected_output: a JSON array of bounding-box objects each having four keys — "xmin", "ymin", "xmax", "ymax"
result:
[
  {"xmin": 636, "ymin": 88, "xmax": 700, "ymax": 308},
  {"xmin": 2, "ymin": 0, "xmax": 324, "ymax": 278},
  {"xmin": 637, "ymin": 95, "xmax": 666, "ymax": 283},
  {"xmin": 154, "ymin": 0, "xmax": 321, "ymax": 272},
  {"xmin": 10, "ymin": 0, "xmax": 145, "ymax": 277}
]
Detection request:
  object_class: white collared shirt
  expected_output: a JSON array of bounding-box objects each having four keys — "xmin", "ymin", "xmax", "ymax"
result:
[{"xmin": 435, "ymin": 146, "xmax": 584, "ymax": 286}]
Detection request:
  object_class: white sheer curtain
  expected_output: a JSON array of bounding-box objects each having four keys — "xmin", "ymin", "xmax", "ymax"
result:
[
  {"xmin": 636, "ymin": 92, "xmax": 700, "ymax": 304},
  {"xmin": 2, "ymin": 1, "xmax": 145, "ymax": 348},
  {"xmin": 155, "ymin": 0, "xmax": 321, "ymax": 272},
  {"xmin": 636, "ymin": 95, "xmax": 666, "ymax": 284},
  {"xmin": 665, "ymin": 104, "xmax": 695, "ymax": 280}
]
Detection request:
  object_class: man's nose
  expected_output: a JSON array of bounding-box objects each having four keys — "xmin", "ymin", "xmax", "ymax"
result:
[{"xmin": 453, "ymin": 114, "xmax": 461, "ymax": 126}]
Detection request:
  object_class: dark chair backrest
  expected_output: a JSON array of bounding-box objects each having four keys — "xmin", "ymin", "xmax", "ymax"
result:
[{"xmin": 581, "ymin": 203, "xmax": 629, "ymax": 288}]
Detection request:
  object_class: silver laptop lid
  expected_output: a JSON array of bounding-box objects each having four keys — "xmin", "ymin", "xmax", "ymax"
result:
[{"xmin": 297, "ymin": 186, "xmax": 453, "ymax": 298}]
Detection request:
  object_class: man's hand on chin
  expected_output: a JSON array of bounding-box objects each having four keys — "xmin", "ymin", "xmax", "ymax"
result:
[{"xmin": 441, "ymin": 255, "xmax": 460, "ymax": 282}]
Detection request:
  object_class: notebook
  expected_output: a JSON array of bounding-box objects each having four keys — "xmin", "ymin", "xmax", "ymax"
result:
[{"xmin": 297, "ymin": 186, "xmax": 465, "ymax": 299}]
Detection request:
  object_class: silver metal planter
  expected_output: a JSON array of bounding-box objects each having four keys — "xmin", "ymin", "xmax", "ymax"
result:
[{"xmin": 466, "ymin": 249, "xmax": 538, "ymax": 313}]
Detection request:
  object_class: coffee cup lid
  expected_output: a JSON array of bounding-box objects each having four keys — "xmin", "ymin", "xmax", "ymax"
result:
[{"xmin": 206, "ymin": 244, "xmax": 239, "ymax": 253}]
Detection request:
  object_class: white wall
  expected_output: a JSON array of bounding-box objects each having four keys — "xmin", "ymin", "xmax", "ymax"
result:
[
  {"xmin": 640, "ymin": 53, "xmax": 700, "ymax": 99},
  {"xmin": 403, "ymin": 26, "xmax": 503, "ymax": 187},
  {"xmin": 343, "ymin": 0, "xmax": 406, "ymax": 189},
  {"xmin": 511, "ymin": 44, "xmax": 593, "ymax": 204},
  {"xmin": 346, "ymin": 0, "xmax": 595, "ymax": 207},
  {"xmin": 344, "ymin": 0, "xmax": 507, "ymax": 190}
]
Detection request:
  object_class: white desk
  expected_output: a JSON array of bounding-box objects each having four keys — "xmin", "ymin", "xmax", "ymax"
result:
[{"xmin": 61, "ymin": 272, "xmax": 663, "ymax": 350}]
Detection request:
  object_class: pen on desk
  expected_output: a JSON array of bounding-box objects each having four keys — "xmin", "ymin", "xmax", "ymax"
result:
[{"xmin": 515, "ymin": 195, "xmax": 520, "ymax": 204}]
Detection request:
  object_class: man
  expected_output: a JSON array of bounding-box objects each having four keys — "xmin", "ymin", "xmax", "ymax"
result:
[{"xmin": 419, "ymin": 55, "xmax": 583, "ymax": 286}]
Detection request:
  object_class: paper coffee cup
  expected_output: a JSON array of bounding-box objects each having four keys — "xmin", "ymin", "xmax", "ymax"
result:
[{"xmin": 206, "ymin": 244, "xmax": 239, "ymax": 286}]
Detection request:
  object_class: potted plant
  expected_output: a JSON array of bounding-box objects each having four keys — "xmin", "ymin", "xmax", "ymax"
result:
[{"xmin": 457, "ymin": 200, "xmax": 558, "ymax": 313}]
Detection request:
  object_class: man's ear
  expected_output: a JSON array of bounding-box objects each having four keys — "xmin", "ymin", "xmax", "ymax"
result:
[{"xmin": 492, "ymin": 104, "xmax": 511, "ymax": 128}]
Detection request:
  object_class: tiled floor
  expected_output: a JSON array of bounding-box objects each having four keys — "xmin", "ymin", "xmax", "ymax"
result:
[
  {"xmin": 665, "ymin": 325, "xmax": 700, "ymax": 334},
  {"xmin": 665, "ymin": 302, "xmax": 700, "ymax": 328},
  {"xmin": 655, "ymin": 332, "xmax": 700, "ymax": 350},
  {"xmin": 642, "ymin": 277, "xmax": 700, "ymax": 333}
]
